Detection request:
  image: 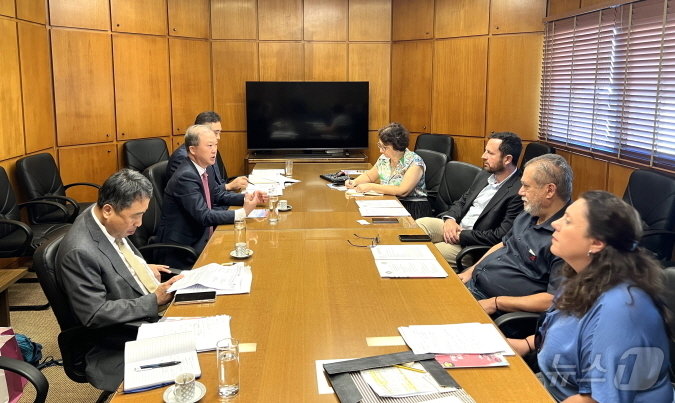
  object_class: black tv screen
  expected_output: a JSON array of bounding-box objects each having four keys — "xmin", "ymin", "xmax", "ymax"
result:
[{"xmin": 246, "ymin": 81, "xmax": 369, "ymax": 151}]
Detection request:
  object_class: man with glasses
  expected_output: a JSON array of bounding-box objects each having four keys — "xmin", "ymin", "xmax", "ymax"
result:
[{"xmin": 166, "ymin": 111, "xmax": 249, "ymax": 191}]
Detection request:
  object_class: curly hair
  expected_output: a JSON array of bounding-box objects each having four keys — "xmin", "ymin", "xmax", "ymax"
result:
[
  {"xmin": 378, "ymin": 122, "xmax": 409, "ymax": 152},
  {"xmin": 556, "ymin": 191, "xmax": 670, "ymax": 332}
]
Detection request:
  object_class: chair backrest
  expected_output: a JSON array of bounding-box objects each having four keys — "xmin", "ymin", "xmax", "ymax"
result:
[
  {"xmin": 414, "ymin": 133, "xmax": 454, "ymax": 160},
  {"xmin": 415, "ymin": 149, "xmax": 447, "ymax": 200},
  {"xmin": 0, "ymin": 167, "xmax": 21, "ymax": 225},
  {"xmin": 433, "ymin": 161, "xmax": 482, "ymax": 214},
  {"xmin": 15, "ymin": 153, "xmax": 68, "ymax": 223},
  {"xmin": 520, "ymin": 142, "xmax": 555, "ymax": 169},
  {"xmin": 216, "ymin": 150, "xmax": 228, "ymax": 182},
  {"xmin": 129, "ymin": 160, "xmax": 167, "ymax": 248},
  {"xmin": 123, "ymin": 138, "xmax": 169, "ymax": 172},
  {"xmin": 0, "ymin": 356, "xmax": 49, "ymax": 403},
  {"xmin": 623, "ymin": 169, "xmax": 675, "ymax": 261}
]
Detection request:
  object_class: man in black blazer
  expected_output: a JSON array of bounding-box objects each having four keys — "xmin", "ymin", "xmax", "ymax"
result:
[
  {"xmin": 417, "ymin": 132, "xmax": 524, "ymax": 267},
  {"xmin": 157, "ymin": 125, "xmax": 264, "ymax": 267}
]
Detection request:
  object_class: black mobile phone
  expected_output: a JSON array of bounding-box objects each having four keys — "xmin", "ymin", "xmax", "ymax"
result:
[
  {"xmin": 173, "ymin": 291, "xmax": 217, "ymax": 305},
  {"xmin": 398, "ymin": 234, "xmax": 432, "ymax": 242},
  {"xmin": 372, "ymin": 217, "xmax": 399, "ymax": 224}
]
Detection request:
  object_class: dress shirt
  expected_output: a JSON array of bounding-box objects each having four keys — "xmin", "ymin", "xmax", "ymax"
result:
[{"xmin": 191, "ymin": 160, "xmax": 246, "ymax": 221}]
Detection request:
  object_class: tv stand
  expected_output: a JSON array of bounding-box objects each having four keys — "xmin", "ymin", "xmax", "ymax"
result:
[{"xmin": 245, "ymin": 150, "xmax": 368, "ymax": 172}]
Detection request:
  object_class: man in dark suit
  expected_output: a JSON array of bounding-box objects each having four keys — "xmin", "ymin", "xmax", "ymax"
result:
[
  {"xmin": 166, "ymin": 111, "xmax": 249, "ymax": 192},
  {"xmin": 417, "ymin": 132, "xmax": 524, "ymax": 266},
  {"xmin": 56, "ymin": 169, "xmax": 183, "ymax": 392},
  {"xmin": 158, "ymin": 124, "xmax": 264, "ymax": 266}
]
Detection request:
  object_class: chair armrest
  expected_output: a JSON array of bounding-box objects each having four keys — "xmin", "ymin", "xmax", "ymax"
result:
[
  {"xmin": 138, "ymin": 243, "xmax": 198, "ymax": 270},
  {"xmin": 63, "ymin": 182, "xmax": 101, "ymax": 190},
  {"xmin": 17, "ymin": 198, "xmax": 74, "ymax": 221},
  {"xmin": 0, "ymin": 357, "xmax": 49, "ymax": 403},
  {"xmin": 0, "ymin": 218, "xmax": 33, "ymax": 256},
  {"xmin": 494, "ymin": 311, "xmax": 541, "ymax": 339},
  {"xmin": 456, "ymin": 245, "xmax": 490, "ymax": 273}
]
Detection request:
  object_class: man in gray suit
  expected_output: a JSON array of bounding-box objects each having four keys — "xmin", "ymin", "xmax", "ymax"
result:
[{"xmin": 56, "ymin": 169, "xmax": 182, "ymax": 392}]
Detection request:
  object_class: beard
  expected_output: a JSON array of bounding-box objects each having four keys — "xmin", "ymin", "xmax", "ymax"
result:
[
  {"xmin": 523, "ymin": 200, "xmax": 541, "ymax": 217},
  {"xmin": 485, "ymin": 160, "xmax": 505, "ymax": 174}
]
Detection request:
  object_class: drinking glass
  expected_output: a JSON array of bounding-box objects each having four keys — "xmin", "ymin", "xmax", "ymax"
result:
[
  {"xmin": 233, "ymin": 218, "xmax": 247, "ymax": 256},
  {"xmin": 216, "ymin": 338, "xmax": 240, "ymax": 398},
  {"xmin": 285, "ymin": 160, "xmax": 293, "ymax": 176},
  {"xmin": 268, "ymin": 195, "xmax": 279, "ymax": 224}
]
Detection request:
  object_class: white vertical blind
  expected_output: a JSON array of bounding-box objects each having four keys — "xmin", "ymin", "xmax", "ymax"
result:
[{"xmin": 540, "ymin": 0, "xmax": 675, "ymax": 171}]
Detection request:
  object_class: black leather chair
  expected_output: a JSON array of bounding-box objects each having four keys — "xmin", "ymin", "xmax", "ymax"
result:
[
  {"xmin": 431, "ymin": 161, "xmax": 482, "ymax": 216},
  {"xmin": 15, "ymin": 153, "xmax": 100, "ymax": 224},
  {"xmin": 415, "ymin": 149, "xmax": 448, "ymax": 211},
  {"xmin": 520, "ymin": 142, "xmax": 555, "ymax": 169},
  {"xmin": 415, "ymin": 133, "xmax": 454, "ymax": 160},
  {"xmin": 0, "ymin": 356, "xmax": 49, "ymax": 403},
  {"xmin": 623, "ymin": 169, "xmax": 675, "ymax": 262},
  {"xmin": 123, "ymin": 138, "xmax": 169, "ymax": 173}
]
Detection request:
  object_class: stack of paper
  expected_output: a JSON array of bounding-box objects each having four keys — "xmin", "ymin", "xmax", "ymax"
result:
[
  {"xmin": 168, "ymin": 263, "xmax": 252, "ymax": 295},
  {"xmin": 137, "ymin": 315, "xmax": 231, "ymax": 352},
  {"xmin": 398, "ymin": 323, "xmax": 514, "ymax": 356},
  {"xmin": 361, "ymin": 363, "xmax": 457, "ymax": 398},
  {"xmin": 371, "ymin": 245, "xmax": 447, "ymax": 278}
]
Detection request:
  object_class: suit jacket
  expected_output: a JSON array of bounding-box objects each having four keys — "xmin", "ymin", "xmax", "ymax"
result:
[
  {"xmin": 166, "ymin": 145, "xmax": 226, "ymax": 187},
  {"xmin": 55, "ymin": 206, "xmax": 159, "ymax": 391},
  {"xmin": 157, "ymin": 159, "xmax": 245, "ymax": 262},
  {"xmin": 440, "ymin": 169, "xmax": 523, "ymax": 247}
]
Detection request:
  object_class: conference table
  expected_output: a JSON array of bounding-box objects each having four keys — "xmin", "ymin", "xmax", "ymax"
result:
[{"xmin": 112, "ymin": 162, "xmax": 552, "ymax": 402}]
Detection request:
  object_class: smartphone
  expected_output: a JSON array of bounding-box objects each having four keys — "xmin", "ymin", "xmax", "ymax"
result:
[
  {"xmin": 372, "ymin": 217, "xmax": 399, "ymax": 224},
  {"xmin": 398, "ymin": 234, "xmax": 432, "ymax": 242},
  {"xmin": 173, "ymin": 291, "xmax": 217, "ymax": 305}
]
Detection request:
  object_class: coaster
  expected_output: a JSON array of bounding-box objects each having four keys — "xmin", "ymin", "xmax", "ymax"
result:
[
  {"xmin": 163, "ymin": 381, "xmax": 206, "ymax": 403},
  {"xmin": 230, "ymin": 249, "xmax": 253, "ymax": 259}
]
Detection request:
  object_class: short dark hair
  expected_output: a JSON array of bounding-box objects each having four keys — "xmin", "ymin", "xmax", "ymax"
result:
[
  {"xmin": 378, "ymin": 122, "xmax": 409, "ymax": 152},
  {"xmin": 194, "ymin": 111, "xmax": 221, "ymax": 125},
  {"xmin": 97, "ymin": 169, "xmax": 152, "ymax": 212},
  {"xmin": 489, "ymin": 132, "xmax": 522, "ymax": 165}
]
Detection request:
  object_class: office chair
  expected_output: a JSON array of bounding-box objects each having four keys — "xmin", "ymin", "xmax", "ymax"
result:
[
  {"xmin": 15, "ymin": 153, "xmax": 100, "ymax": 224},
  {"xmin": 431, "ymin": 161, "xmax": 482, "ymax": 216},
  {"xmin": 123, "ymin": 138, "xmax": 169, "ymax": 173},
  {"xmin": 623, "ymin": 169, "xmax": 675, "ymax": 262},
  {"xmin": 415, "ymin": 149, "xmax": 448, "ymax": 211},
  {"xmin": 520, "ymin": 142, "xmax": 554, "ymax": 169},
  {"xmin": 414, "ymin": 133, "xmax": 454, "ymax": 160},
  {"xmin": 0, "ymin": 356, "xmax": 49, "ymax": 403}
]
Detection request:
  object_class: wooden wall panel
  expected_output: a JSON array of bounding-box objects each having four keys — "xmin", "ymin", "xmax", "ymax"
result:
[
  {"xmin": 367, "ymin": 130, "xmax": 380, "ymax": 164},
  {"xmin": 211, "ymin": 0, "xmax": 257, "ymax": 39},
  {"xmin": 304, "ymin": 42, "xmax": 347, "ymax": 81},
  {"xmin": 0, "ymin": 19, "xmax": 24, "ymax": 161},
  {"xmin": 304, "ymin": 0, "xmax": 347, "ymax": 41},
  {"xmin": 59, "ymin": 144, "xmax": 117, "ymax": 202},
  {"xmin": 49, "ymin": 0, "xmax": 110, "ymax": 30},
  {"xmin": 113, "ymin": 35, "xmax": 172, "ymax": 140},
  {"xmin": 52, "ymin": 29, "xmax": 115, "ymax": 146},
  {"xmin": 570, "ymin": 153, "xmax": 607, "ymax": 199},
  {"xmin": 169, "ymin": 39, "xmax": 212, "ymax": 135},
  {"xmin": 581, "ymin": 0, "xmax": 612, "ymax": 8},
  {"xmin": 392, "ymin": 0, "xmax": 433, "ymax": 41},
  {"xmin": 259, "ymin": 42, "xmax": 304, "ymax": 81},
  {"xmin": 258, "ymin": 0, "xmax": 302, "ymax": 40},
  {"xmin": 349, "ymin": 0, "xmax": 391, "ymax": 42},
  {"xmin": 548, "ymin": 0, "xmax": 581, "ymax": 16},
  {"xmin": 607, "ymin": 163, "xmax": 634, "ymax": 197},
  {"xmin": 111, "ymin": 0, "xmax": 167, "ymax": 35},
  {"xmin": 219, "ymin": 131, "xmax": 247, "ymax": 177},
  {"xmin": 213, "ymin": 41, "xmax": 258, "ymax": 131},
  {"xmin": 490, "ymin": 0, "xmax": 546, "ymax": 34},
  {"xmin": 453, "ymin": 136, "xmax": 486, "ymax": 166},
  {"xmin": 349, "ymin": 43, "xmax": 390, "ymax": 130},
  {"xmin": 18, "ymin": 23, "xmax": 55, "ymax": 153},
  {"xmin": 432, "ymin": 37, "xmax": 488, "ymax": 137},
  {"xmin": 0, "ymin": 0, "xmax": 14, "ymax": 17},
  {"xmin": 172, "ymin": 136, "xmax": 183, "ymax": 152},
  {"xmin": 486, "ymin": 34, "xmax": 543, "ymax": 140},
  {"xmin": 168, "ymin": 0, "xmax": 209, "ymax": 38},
  {"xmin": 16, "ymin": 0, "xmax": 46, "ymax": 24},
  {"xmin": 391, "ymin": 40, "xmax": 432, "ymax": 133},
  {"xmin": 435, "ymin": 0, "xmax": 489, "ymax": 38}
]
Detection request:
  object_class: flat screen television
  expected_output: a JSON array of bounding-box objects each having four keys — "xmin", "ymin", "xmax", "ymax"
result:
[{"xmin": 246, "ymin": 81, "xmax": 369, "ymax": 152}]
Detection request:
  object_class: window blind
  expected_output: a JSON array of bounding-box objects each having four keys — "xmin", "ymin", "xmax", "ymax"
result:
[{"xmin": 540, "ymin": 0, "xmax": 675, "ymax": 171}]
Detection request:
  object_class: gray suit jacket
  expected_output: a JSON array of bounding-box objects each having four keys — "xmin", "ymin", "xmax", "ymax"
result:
[{"xmin": 56, "ymin": 206, "xmax": 159, "ymax": 391}]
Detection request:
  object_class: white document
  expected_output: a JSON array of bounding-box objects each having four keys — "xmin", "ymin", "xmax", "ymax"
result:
[
  {"xmin": 246, "ymin": 182, "xmax": 284, "ymax": 196},
  {"xmin": 375, "ymin": 260, "xmax": 447, "ymax": 278},
  {"xmin": 361, "ymin": 363, "xmax": 457, "ymax": 398},
  {"xmin": 137, "ymin": 315, "xmax": 231, "ymax": 352},
  {"xmin": 356, "ymin": 200, "xmax": 403, "ymax": 208},
  {"xmin": 247, "ymin": 208, "xmax": 268, "ymax": 218},
  {"xmin": 371, "ymin": 245, "xmax": 437, "ymax": 260},
  {"xmin": 168, "ymin": 263, "xmax": 252, "ymax": 295},
  {"xmin": 315, "ymin": 359, "xmax": 354, "ymax": 394},
  {"xmin": 398, "ymin": 323, "xmax": 515, "ymax": 356},
  {"xmin": 124, "ymin": 332, "xmax": 201, "ymax": 392},
  {"xmin": 341, "ymin": 169, "xmax": 364, "ymax": 175},
  {"xmin": 327, "ymin": 183, "xmax": 347, "ymax": 191},
  {"xmin": 358, "ymin": 207, "xmax": 410, "ymax": 216},
  {"xmin": 251, "ymin": 169, "xmax": 285, "ymax": 176}
]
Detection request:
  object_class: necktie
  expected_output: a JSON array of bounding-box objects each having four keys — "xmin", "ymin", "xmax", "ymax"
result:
[
  {"xmin": 201, "ymin": 172, "xmax": 213, "ymax": 236},
  {"xmin": 115, "ymin": 239, "xmax": 158, "ymax": 293}
]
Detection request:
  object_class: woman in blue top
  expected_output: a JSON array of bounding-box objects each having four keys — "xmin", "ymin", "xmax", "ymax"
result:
[
  {"xmin": 345, "ymin": 122, "xmax": 431, "ymax": 219},
  {"xmin": 508, "ymin": 191, "xmax": 672, "ymax": 402}
]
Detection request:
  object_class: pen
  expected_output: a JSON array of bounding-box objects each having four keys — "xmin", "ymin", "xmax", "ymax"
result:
[
  {"xmin": 134, "ymin": 361, "xmax": 181, "ymax": 371},
  {"xmin": 393, "ymin": 364, "xmax": 426, "ymax": 373}
]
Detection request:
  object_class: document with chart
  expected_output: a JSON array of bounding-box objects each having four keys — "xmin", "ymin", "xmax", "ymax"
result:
[{"xmin": 370, "ymin": 245, "xmax": 447, "ymax": 278}]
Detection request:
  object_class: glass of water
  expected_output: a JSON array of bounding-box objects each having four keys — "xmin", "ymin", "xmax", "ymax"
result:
[
  {"xmin": 285, "ymin": 159, "xmax": 293, "ymax": 176},
  {"xmin": 217, "ymin": 338, "xmax": 240, "ymax": 398},
  {"xmin": 233, "ymin": 218, "xmax": 247, "ymax": 256},
  {"xmin": 268, "ymin": 195, "xmax": 279, "ymax": 224}
]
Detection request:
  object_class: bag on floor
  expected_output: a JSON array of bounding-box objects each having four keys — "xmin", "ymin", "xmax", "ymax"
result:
[{"xmin": 0, "ymin": 332, "xmax": 28, "ymax": 403}]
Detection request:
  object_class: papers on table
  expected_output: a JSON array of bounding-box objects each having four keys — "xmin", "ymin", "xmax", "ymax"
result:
[
  {"xmin": 123, "ymin": 332, "xmax": 201, "ymax": 392},
  {"xmin": 355, "ymin": 200, "xmax": 403, "ymax": 208},
  {"xmin": 359, "ymin": 206, "xmax": 410, "ymax": 216},
  {"xmin": 398, "ymin": 323, "xmax": 515, "ymax": 356},
  {"xmin": 247, "ymin": 208, "xmax": 268, "ymax": 218},
  {"xmin": 347, "ymin": 189, "xmax": 385, "ymax": 197},
  {"xmin": 137, "ymin": 315, "xmax": 231, "ymax": 352},
  {"xmin": 361, "ymin": 363, "xmax": 457, "ymax": 398},
  {"xmin": 327, "ymin": 183, "xmax": 347, "ymax": 191},
  {"xmin": 251, "ymin": 169, "xmax": 285, "ymax": 176},
  {"xmin": 168, "ymin": 263, "xmax": 252, "ymax": 295},
  {"xmin": 371, "ymin": 245, "xmax": 447, "ymax": 278},
  {"xmin": 341, "ymin": 169, "xmax": 365, "ymax": 175}
]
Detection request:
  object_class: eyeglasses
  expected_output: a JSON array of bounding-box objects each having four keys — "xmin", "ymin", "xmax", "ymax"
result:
[
  {"xmin": 347, "ymin": 233, "xmax": 380, "ymax": 248},
  {"xmin": 377, "ymin": 142, "xmax": 389, "ymax": 151}
]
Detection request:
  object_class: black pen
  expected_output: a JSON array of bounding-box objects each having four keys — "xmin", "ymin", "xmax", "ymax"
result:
[{"xmin": 134, "ymin": 361, "xmax": 181, "ymax": 371}]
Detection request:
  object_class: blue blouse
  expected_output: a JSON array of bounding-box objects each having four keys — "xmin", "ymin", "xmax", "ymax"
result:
[
  {"xmin": 538, "ymin": 283, "xmax": 672, "ymax": 402},
  {"xmin": 374, "ymin": 149, "xmax": 427, "ymax": 200}
]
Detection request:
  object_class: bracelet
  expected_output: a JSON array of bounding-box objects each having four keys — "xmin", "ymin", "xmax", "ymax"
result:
[
  {"xmin": 494, "ymin": 296, "xmax": 499, "ymax": 311},
  {"xmin": 525, "ymin": 338, "xmax": 533, "ymax": 352}
]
